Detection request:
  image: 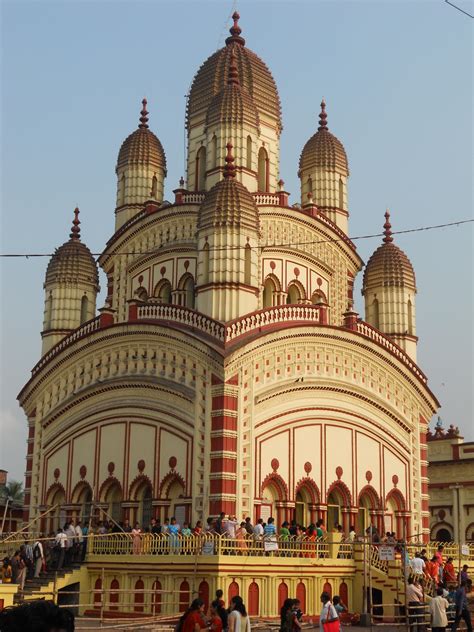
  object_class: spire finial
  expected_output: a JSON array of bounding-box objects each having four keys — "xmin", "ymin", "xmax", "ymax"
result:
[
  {"xmin": 383, "ymin": 209, "xmax": 393, "ymax": 243},
  {"xmin": 139, "ymin": 98, "xmax": 149, "ymax": 129},
  {"xmin": 318, "ymin": 98, "xmax": 328, "ymax": 131},
  {"xmin": 228, "ymin": 48, "xmax": 239, "ymax": 86},
  {"xmin": 226, "ymin": 11, "xmax": 246, "ymax": 46},
  {"xmin": 224, "ymin": 142, "xmax": 236, "ymax": 178},
  {"xmin": 70, "ymin": 207, "xmax": 81, "ymax": 240}
]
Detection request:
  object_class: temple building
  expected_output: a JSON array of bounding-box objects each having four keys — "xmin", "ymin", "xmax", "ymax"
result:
[{"xmin": 14, "ymin": 12, "xmax": 441, "ymax": 616}]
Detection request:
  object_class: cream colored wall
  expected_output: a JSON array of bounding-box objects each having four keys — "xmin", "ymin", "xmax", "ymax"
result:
[
  {"xmin": 115, "ymin": 163, "xmax": 165, "ymax": 230},
  {"xmin": 300, "ymin": 168, "xmax": 348, "ymax": 233}
]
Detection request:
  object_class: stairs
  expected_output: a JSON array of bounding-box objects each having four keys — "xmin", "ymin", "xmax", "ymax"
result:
[{"xmin": 14, "ymin": 563, "xmax": 83, "ymax": 604}]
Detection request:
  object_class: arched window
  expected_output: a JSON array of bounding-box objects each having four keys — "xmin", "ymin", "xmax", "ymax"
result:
[
  {"xmin": 278, "ymin": 582, "xmax": 288, "ymax": 610},
  {"xmin": 196, "ymin": 146, "xmax": 207, "ymax": 191},
  {"xmin": 228, "ymin": 581, "xmax": 239, "ymax": 603},
  {"xmin": 372, "ymin": 298, "xmax": 380, "ymax": 329},
  {"xmin": 47, "ymin": 486, "xmax": 66, "ymax": 533},
  {"xmin": 248, "ymin": 582, "xmax": 259, "ymax": 616},
  {"xmin": 135, "ymin": 287, "xmax": 148, "ymax": 302},
  {"xmin": 258, "ymin": 147, "xmax": 269, "ymax": 192},
  {"xmin": 338, "ymin": 177, "xmax": 344, "ymax": 208},
  {"xmin": 244, "ymin": 244, "xmax": 252, "ymax": 285},
  {"xmin": 407, "ymin": 299, "xmax": 413, "ymax": 335},
  {"xmin": 210, "ymin": 136, "xmax": 217, "ymax": 169},
  {"xmin": 154, "ymin": 280, "xmax": 172, "ymax": 304},
  {"xmin": 307, "ymin": 177, "xmax": 313, "ymax": 196},
  {"xmin": 45, "ymin": 294, "xmax": 53, "ymax": 330},
  {"xmin": 80, "ymin": 295, "xmax": 89, "ymax": 325},
  {"xmin": 296, "ymin": 582, "xmax": 306, "ymax": 614},
  {"xmin": 339, "ymin": 582, "xmax": 348, "ymax": 609},
  {"xmin": 436, "ymin": 528, "xmax": 452, "ymax": 542},
  {"xmin": 152, "ymin": 580, "xmax": 162, "ymax": 614},
  {"xmin": 151, "ymin": 175, "xmax": 158, "ymax": 199},
  {"xmin": 246, "ymin": 136, "xmax": 252, "ymax": 170},
  {"xmin": 311, "ymin": 290, "xmax": 327, "ymax": 305},
  {"xmin": 104, "ymin": 483, "xmax": 122, "ymax": 523},
  {"xmin": 110, "ymin": 579, "xmax": 119, "ymax": 611},
  {"xmin": 118, "ymin": 174, "xmax": 126, "ymax": 206},
  {"xmin": 134, "ymin": 579, "xmax": 145, "ymax": 613},
  {"xmin": 184, "ymin": 276, "xmax": 195, "ymax": 309},
  {"xmin": 202, "ymin": 243, "xmax": 210, "ymax": 284},
  {"xmin": 286, "ymin": 283, "xmax": 302, "ymax": 305},
  {"xmin": 179, "ymin": 580, "xmax": 190, "ymax": 612},
  {"xmin": 199, "ymin": 580, "xmax": 210, "ymax": 611},
  {"xmin": 93, "ymin": 578, "xmax": 102, "ymax": 609},
  {"xmin": 137, "ymin": 483, "xmax": 153, "ymax": 527},
  {"xmin": 323, "ymin": 582, "xmax": 332, "ymax": 599},
  {"xmin": 76, "ymin": 484, "xmax": 93, "ymax": 524}
]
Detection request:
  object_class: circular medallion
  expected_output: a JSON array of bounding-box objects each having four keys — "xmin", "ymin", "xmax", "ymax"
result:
[
  {"xmin": 271, "ymin": 458, "xmax": 279, "ymax": 472},
  {"xmin": 108, "ymin": 461, "xmax": 115, "ymax": 475},
  {"xmin": 79, "ymin": 465, "xmax": 87, "ymax": 480},
  {"xmin": 169, "ymin": 456, "xmax": 177, "ymax": 470},
  {"xmin": 138, "ymin": 459, "xmax": 145, "ymax": 473},
  {"xmin": 366, "ymin": 470, "xmax": 373, "ymax": 483},
  {"xmin": 336, "ymin": 466, "xmax": 343, "ymax": 479},
  {"xmin": 304, "ymin": 461, "xmax": 312, "ymax": 474}
]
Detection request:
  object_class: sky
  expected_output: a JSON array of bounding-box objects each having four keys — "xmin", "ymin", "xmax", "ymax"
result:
[{"xmin": 0, "ymin": 0, "xmax": 472, "ymax": 482}]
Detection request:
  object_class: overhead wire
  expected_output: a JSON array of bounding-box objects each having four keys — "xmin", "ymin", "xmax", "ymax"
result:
[{"xmin": 0, "ymin": 218, "xmax": 472, "ymax": 259}]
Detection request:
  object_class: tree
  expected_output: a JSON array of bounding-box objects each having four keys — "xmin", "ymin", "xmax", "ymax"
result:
[{"xmin": 5, "ymin": 480, "xmax": 24, "ymax": 505}]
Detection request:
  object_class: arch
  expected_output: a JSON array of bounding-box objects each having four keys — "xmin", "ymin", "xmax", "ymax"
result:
[
  {"xmin": 152, "ymin": 579, "xmax": 162, "ymax": 614},
  {"xmin": 210, "ymin": 135, "xmax": 218, "ymax": 170},
  {"xmin": 261, "ymin": 472, "xmax": 288, "ymax": 501},
  {"xmin": 93, "ymin": 578, "xmax": 102, "ymax": 609},
  {"xmin": 311, "ymin": 289, "xmax": 327, "ymax": 305},
  {"xmin": 278, "ymin": 582, "xmax": 288, "ymax": 610},
  {"xmin": 339, "ymin": 581, "xmax": 348, "ymax": 609},
  {"xmin": 179, "ymin": 580, "xmax": 190, "ymax": 612},
  {"xmin": 327, "ymin": 480, "xmax": 352, "ymax": 506},
  {"xmin": 159, "ymin": 471, "xmax": 186, "ymax": 498},
  {"xmin": 71, "ymin": 481, "xmax": 93, "ymax": 523},
  {"xmin": 257, "ymin": 147, "xmax": 269, "ymax": 192},
  {"xmin": 202, "ymin": 243, "xmax": 210, "ymax": 284},
  {"xmin": 296, "ymin": 582, "xmax": 306, "ymax": 613},
  {"xmin": 110, "ymin": 578, "xmax": 119, "ymax": 611},
  {"xmin": 151, "ymin": 174, "xmax": 158, "ymax": 199},
  {"xmin": 153, "ymin": 279, "xmax": 172, "ymax": 304},
  {"xmin": 323, "ymin": 581, "xmax": 332, "ymax": 598},
  {"xmin": 199, "ymin": 580, "xmax": 210, "ymax": 610},
  {"xmin": 196, "ymin": 146, "xmax": 207, "ymax": 191},
  {"xmin": 129, "ymin": 474, "xmax": 153, "ymax": 500},
  {"xmin": 228, "ymin": 581, "xmax": 239, "ymax": 603},
  {"xmin": 286, "ymin": 281, "xmax": 306, "ymax": 305},
  {"xmin": 435, "ymin": 528, "xmax": 453, "ymax": 542},
  {"xmin": 248, "ymin": 582, "xmax": 259, "ymax": 616},
  {"xmin": 358, "ymin": 485, "xmax": 381, "ymax": 510},
  {"xmin": 246, "ymin": 135, "xmax": 253, "ymax": 170},
  {"xmin": 45, "ymin": 293, "xmax": 53, "ymax": 330},
  {"xmin": 338, "ymin": 177, "xmax": 344, "ymax": 208},
  {"xmin": 244, "ymin": 244, "xmax": 252, "ymax": 285},
  {"xmin": 178, "ymin": 273, "xmax": 195, "ymax": 309},
  {"xmin": 429, "ymin": 521, "xmax": 454, "ymax": 541},
  {"xmin": 385, "ymin": 488, "xmax": 406, "ymax": 512},
  {"xmin": 119, "ymin": 174, "xmax": 126, "ymax": 206},
  {"xmin": 134, "ymin": 579, "xmax": 145, "ymax": 613},
  {"xmin": 372, "ymin": 298, "xmax": 380, "ymax": 329},
  {"xmin": 45, "ymin": 483, "xmax": 66, "ymax": 533},
  {"xmin": 307, "ymin": 176, "xmax": 313, "ymax": 196},
  {"xmin": 263, "ymin": 274, "xmax": 281, "ymax": 308},
  {"xmin": 80, "ymin": 295, "xmax": 89, "ymax": 325},
  {"xmin": 295, "ymin": 477, "xmax": 320, "ymax": 504},
  {"xmin": 407, "ymin": 299, "xmax": 413, "ymax": 335},
  {"xmin": 465, "ymin": 522, "xmax": 474, "ymax": 542},
  {"xmin": 135, "ymin": 287, "xmax": 148, "ymax": 301}
]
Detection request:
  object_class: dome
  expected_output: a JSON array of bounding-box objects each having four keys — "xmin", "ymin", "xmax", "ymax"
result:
[
  {"xmin": 45, "ymin": 209, "xmax": 100, "ymax": 290},
  {"xmin": 363, "ymin": 212, "xmax": 416, "ymax": 292},
  {"xmin": 198, "ymin": 143, "xmax": 259, "ymax": 231},
  {"xmin": 299, "ymin": 100, "xmax": 349, "ymax": 176},
  {"xmin": 116, "ymin": 99, "xmax": 167, "ymax": 172},
  {"xmin": 206, "ymin": 49, "xmax": 259, "ymax": 129},
  {"xmin": 187, "ymin": 12, "xmax": 282, "ymax": 133}
]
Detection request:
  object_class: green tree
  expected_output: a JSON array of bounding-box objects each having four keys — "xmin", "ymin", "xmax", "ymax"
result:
[{"xmin": 5, "ymin": 480, "xmax": 24, "ymax": 504}]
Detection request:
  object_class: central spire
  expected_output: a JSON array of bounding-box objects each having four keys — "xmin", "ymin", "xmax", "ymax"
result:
[
  {"xmin": 224, "ymin": 142, "xmax": 236, "ymax": 178},
  {"xmin": 226, "ymin": 11, "xmax": 245, "ymax": 46},
  {"xmin": 138, "ymin": 98, "xmax": 149, "ymax": 129},
  {"xmin": 318, "ymin": 99, "xmax": 328, "ymax": 131},
  {"xmin": 70, "ymin": 207, "xmax": 81, "ymax": 241},
  {"xmin": 383, "ymin": 210, "xmax": 393, "ymax": 243}
]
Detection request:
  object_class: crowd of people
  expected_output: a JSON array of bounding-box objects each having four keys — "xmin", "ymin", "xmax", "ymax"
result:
[{"xmin": 177, "ymin": 592, "xmax": 250, "ymax": 632}]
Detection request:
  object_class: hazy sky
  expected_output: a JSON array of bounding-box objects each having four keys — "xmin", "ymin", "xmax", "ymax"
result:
[{"xmin": 1, "ymin": 0, "xmax": 472, "ymax": 482}]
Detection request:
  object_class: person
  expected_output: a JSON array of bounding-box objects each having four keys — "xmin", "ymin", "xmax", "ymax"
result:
[
  {"xmin": 81, "ymin": 522, "xmax": 89, "ymax": 561},
  {"xmin": 228, "ymin": 595, "xmax": 250, "ymax": 632},
  {"xmin": 333, "ymin": 596, "xmax": 346, "ymax": 631},
  {"xmin": 123, "ymin": 519, "xmax": 132, "ymax": 533},
  {"xmin": 150, "ymin": 518, "xmax": 161, "ymax": 535},
  {"xmin": 457, "ymin": 564, "xmax": 469, "ymax": 584},
  {"xmin": 320, "ymin": 591, "xmax": 339, "ymax": 632},
  {"xmin": 236, "ymin": 522, "xmax": 248, "ymax": 553},
  {"xmin": 289, "ymin": 520, "xmax": 298, "ymax": 537},
  {"xmin": 426, "ymin": 556, "xmax": 440, "ymax": 586},
  {"xmin": 181, "ymin": 522, "xmax": 192, "ymax": 536},
  {"xmin": 0, "ymin": 599, "xmax": 75, "ymax": 632},
  {"xmin": 74, "ymin": 521, "xmax": 83, "ymax": 562},
  {"xmin": 280, "ymin": 598, "xmax": 294, "ymax": 632},
  {"xmin": 244, "ymin": 517, "xmax": 254, "ymax": 536},
  {"xmin": 263, "ymin": 517, "xmax": 276, "ymax": 537},
  {"xmin": 406, "ymin": 576, "xmax": 424, "ymax": 632},
  {"xmin": 33, "ymin": 537, "xmax": 45, "ymax": 578},
  {"xmin": 287, "ymin": 599, "xmax": 302, "ymax": 632},
  {"xmin": 194, "ymin": 521, "xmax": 203, "ymax": 535},
  {"xmin": 316, "ymin": 520, "xmax": 325, "ymax": 539},
  {"xmin": 179, "ymin": 598, "xmax": 207, "ymax": 632},
  {"xmin": 55, "ymin": 528, "xmax": 68, "ymax": 570},
  {"xmin": 410, "ymin": 552, "xmax": 425, "ymax": 577},
  {"xmin": 429, "ymin": 586, "xmax": 449, "ymax": 632},
  {"xmin": 65, "ymin": 521, "xmax": 76, "ymax": 566},
  {"xmin": 210, "ymin": 600, "xmax": 227, "ymax": 632},
  {"xmin": 253, "ymin": 518, "xmax": 264, "ymax": 539},
  {"xmin": 132, "ymin": 522, "xmax": 142, "ymax": 555},
  {"xmin": 224, "ymin": 516, "xmax": 239, "ymax": 539},
  {"xmin": 450, "ymin": 580, "xmax": 473, "ymax": 632},
  {"xmin": 215, "ymin": 512, "xmax": 226, "ymax": 535},
  {"xmin": 443, "ymin": 557, "xmax": 456, "ymax": 585},
  {"xmin": 168, "ymin": 517, "xmax": 180, "ymax": 553},
  {"xmin": 434, "ymin": 545, "xmax": 444, "ymax": 565},
  {"xmin": 348, "ymin": 525, "xmax": 356, "ymax": 542},
  {"xmin": 1, "ymin": 558, "xmax": 12, "ymax": 584},
  {"xmin": 215, "ymin": 589, "xmax": 225, "ymax": 609}
]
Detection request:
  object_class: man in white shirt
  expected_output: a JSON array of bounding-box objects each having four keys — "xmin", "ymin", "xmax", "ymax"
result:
[
  {"xmin": 410, "ymin": 552, "xmax": 425, "ymax": 576},
  {"xmin": 33, "ymin": 538, "xmax": 45, "ymax": 578},
  {"xmin": 74, "ymin": 520, "xmax": 84, "ymax": 562},
  {"xmin": 55, "ymin": 529, "xmax": 68, "ymax": 570}
]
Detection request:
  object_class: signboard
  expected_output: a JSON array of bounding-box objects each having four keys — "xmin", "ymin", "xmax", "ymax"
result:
[
  {"xmin": 202, "ymin": 540, "xmax": 215, "ymax": 555},
  {"xmin": 461, "ymin": 544, "xmax": 469, "ymax": 556},
  {"xmin": 264, "ymin": 536, "xmax": 279, "ymax": 552},
  {"xmin": 379, "ymin": 545, "xmax": 395, "ymax": 561}
]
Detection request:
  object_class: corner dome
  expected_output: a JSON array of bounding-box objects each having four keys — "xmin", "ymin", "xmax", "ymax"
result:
[
  {"xmin": 299, "ymin": 100, "xmax": 349, "ymax": 176},
  {"xmin": 363, "ymin": 211, "xmax": 416, "ymax": 292},
  {"xmin": 197, "ymin": 143, "xmax": 259, "ymax": 231},
  {"xmin": 45, "ymin": 209, "xmax": 100, "ymax": 290},
  {"xmin": 187, "ymin": 12, "xmax": 282, "ymax": 133},
  {"xmin": 206, "ymin": 49, "xmax": 259, "ymax": 129},
  {"xmin": 116, "ymin": 99, "xmax": 167, "ymax": 173}
]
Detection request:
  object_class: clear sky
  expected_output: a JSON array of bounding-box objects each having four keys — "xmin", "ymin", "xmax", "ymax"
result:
[{"xmin": 1, "ymin": 0, "xmax": 472, "ymax": 482}]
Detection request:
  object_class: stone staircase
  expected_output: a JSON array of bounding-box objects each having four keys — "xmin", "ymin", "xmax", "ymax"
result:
[{"xmin": 14, "ymin": 563, "xmax": 83, "ymax": 604}]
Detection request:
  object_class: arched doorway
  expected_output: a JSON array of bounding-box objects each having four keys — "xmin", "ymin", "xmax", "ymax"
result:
[
  {"xmin": 323, "ymin": 582, "xmax": 332, "ymax": 598},
  {"xmin": 179, "ymin": 580, "xmax": 190, "ymax": 612},
  {"xmin": 436, "ymin": 528, "xmax": 452, "ymax": 542},
  {"xmin": 134, "ymin": 579, "xmax": 145, "ymax": 613},
  {"xmin": 248, "ymin": 582, "xmax": 259, "ymax": 616},
  {"xmin": 358, "ymin": 486, "xmax": 380, "ymax": 535},
  {"xmin": 228, "ymin": 581, "xmax": 239, "ymax": 603},
  {"xmin": 261, "ymin": 473, "xmax": 287, "ymax": 524},
  {"xmin": 327, "ymin": 482, "xmax": 351, "ymax": 532},
  {"xmin": 110, "ymin": 579, "xmax": 119, "ymax": 611},
  {"xmin": 152, "ymin": 580, "xmax": 162, "ymax": 614},
  {"xmin": 103, "ymin": 481, "xmax": 123, "ymax": 523},
  {"xmin": 385, "ymin": 489, "xmax": 407, "ymax": 538},
  {"xmin": 278, "ymin": 582, "xmax": 288, "ymax": 610},
  {"xmin": 135, "ymin": 481, "xmax": 153, "ymax": 527},
  {"xmin": 154, "ymin": 280, "xmax": 172, "ymax": 305},
  {"xmin": 164, "ymin": 477, "xmax": 187, "ymax": 525},
  {"xmin": 257, "ymin": 147, "xmax": 269, "ymax": 192},
  {"xmin": 295, "ymin": 479, "xmax": 319, "ymax": 528},
  {"xmin": 47, "ymin": 485, "xmax": 66, "ymax": 533},
  {"xmin": 199, "ymin": 581, "xmax": 210, "ymax": 611},
  {"xmin": 263, "ymin": 276, "xmax": 277, "ymax": 308},
  {"xmin": 296, "ymin": 582, "xmax": 306, "ymax": 613},
  {"xmin": 286, "ymin": 283, "xmax": 304, "ymax": 305},
  {"xmin": 73, "ymin": 483, "xmax": 93, "ymax": 525}
]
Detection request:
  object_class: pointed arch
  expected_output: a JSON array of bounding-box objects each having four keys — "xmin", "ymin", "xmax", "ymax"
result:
[
  {"xmin": 261, "ymin": 472, "xmax": 288, "ymax": 500},
  {"xmin": 286, "ymin": 280, "xmax": 306, "ymax": 304},
  {"xmin": 323, "ymin": 581, "xmax": 332, "ymax": 598},
  {"xmin": 179, "ymin": 580, "xmax": 190, "ymax": 612},
  {"xmin": 110, "ymin": 578, "xmax": 119, "ymax": 611},
  {"xmin": 358, "ymin": 485, "xmax": 381, "ymax": 510},
  {"xmin": 152, "ymin": 579, "xmax": 162, "ymax": 614},
  {"xmin": 228, "ymin": 581, "xmax": 239, "ymax": 603},
  {"xmin": 295, "ymin": 477, "xmax": 320, "ymax": 504},
  {"xmin": 385, "ymin": 488, "xmax": 406, "ymax": 511},
  {"xmin": 159, "ymin": 471, "xmax": 186, "ymax": 498},
  {"xmin": 327, "ymin": 480, "xmax": 352, "ymax": 506},
  {"xmin": 80, "ymin": 295, "xmax": 89, "ymax": 325},
  {"xmin": 244, "ymin": 244, "xmax": 252, "ymax": 285},
  {"xmin": 153, "ymin": 279, "xmax": 172, "ymax": 304},
  {"xmin": 339, "ymin": 581, "xmax": 348, "ymax": 608},
  {"xmin": 278, "ymin": 582, "xmax": 288, "ymax": 610},
  {"xmin": 196, "ymin": 146, "xmax": 207, "ymax": 191},
  {"xmin": 296, "ymin": 582, "xmax": 306, "ymax": 613},
  {"xmin": 248, "ymin": 582, "xmax": 259, "ymax": 616},
  {"xmin": 258, "ymin": 147, "xmax": 269, "ymax": 192},
  {"xmin": 246, "ymin": 135, "xmax": 253, "ymax": 170},
  {"xmin": 199, "ymin": 580, "xmax": 210, "ymax": 610},
  {"xmin": 134, "ymin": 579, "xmax": 145, "ymax": 613},
  {"xmin": 202, "ymin": 242, "xmax": 210, "ymax": 284}
]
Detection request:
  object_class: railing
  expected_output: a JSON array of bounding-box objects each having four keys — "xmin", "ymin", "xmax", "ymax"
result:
[
  {"xmin": 137, "ymin": 304, "xmax": 225, "ymax": 342},
  {"xmin": 253, "ymin": 192, "xmax": 280, "ymax": 206},
  {"xmin": 225, "ymin": 304, "xmax": 324, "ymax": 342},
  {"xmin": 355, "ymin": 321, "xmax": 428, "ymax": 383},
  {"xmin": 369, "ymin": 544, "xmax": 389, "ymax": 573},
  {"xmin": 182, "ymin": 192, "xmax": 205, "ymax": 204},
  {"xmin": 31, "ymin": 317, "xmax": 101, "ymax": 376}
]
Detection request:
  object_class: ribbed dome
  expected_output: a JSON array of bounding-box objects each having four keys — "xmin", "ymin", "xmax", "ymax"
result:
[
  {"xmin": 45, "ymin": 209, "xmax": 100, "ymax": 290},
  {"xmin": 363, "ymin": 212, "xmax": 416, "ymax": 292},
  {"xmin": 187, "ymin": 13, "xmax": 281, "ymax": 133},
  {"xmin": 116, "ymin": 99, "xmax": 166, "ymax": 172},
  {"xmin": 299, "ymin": 100, "xmax": 349, "ymax": 176},
  {"xmin": 206, "ymin": 49, "xmax": 259, "ymax": 128},
  {"xmin": 198, "ymin": 143, "xmax": 259, "ymax": 231}
]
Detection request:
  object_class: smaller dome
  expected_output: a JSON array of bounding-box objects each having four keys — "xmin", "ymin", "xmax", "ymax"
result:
[
  {"xmin": 198, "ymin": 143, "xmax": 259, "ymax": 231},
  {"xmin": 45, "ymin": 208, "xmax": 100, "ymax": 290},
  {"xmin": 363, "ymin": 211, "xmax": 416, "ymax": 292},
  {"xmin": 116, "ymin": 99, "xmax": 167, "ymax": 173},
  {"xmin": 206, "ymin": 49, "xmax": 259, "ymax": 129},
  {"xmin": 299, "ymin": 100, "xmax": 349, "ymax": 176}
]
